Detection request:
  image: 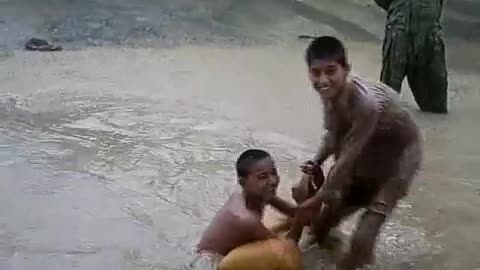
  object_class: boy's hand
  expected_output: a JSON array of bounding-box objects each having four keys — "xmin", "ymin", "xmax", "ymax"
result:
[
  {"xmin": 295, "ymin": 205, "xmax": 314, "ymax": 226},
  {"xmin": 300, "ymin": 161, "xmax": 324, "ymax": 184},
  {"xmin": 295, "ymin": 196, "xmax": 320, "ymax": 226},
  {"xmin": 300, "ymin": 160, "xmax": 323, "ymax": 176},
  {"xmin": 291, "ymin": 184, "xmax": 308, "ymax": 204},
  {"xmin": 299, "ymin": 195, "xmax": 319, "ymax": 211},
  {"xmin": 300, "ymin": 160, "xmax": 316, "ymax": 175}
]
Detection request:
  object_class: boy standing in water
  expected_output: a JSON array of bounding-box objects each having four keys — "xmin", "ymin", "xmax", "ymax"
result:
[
  {"xmin": 190, "ymin": 149, "xmax": 304, "ymax": 270},
  {"xmin": 294, "ymin": 36, "xmax": 423, "ymax": 270}
]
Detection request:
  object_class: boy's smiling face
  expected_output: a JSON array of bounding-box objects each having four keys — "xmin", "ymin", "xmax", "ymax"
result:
[
  {"xmin": 308, "ymin": 58, "xmax": 349, "ymax": 100},
  {"xmin": 241, "ymin": 157, "xmax": 280, "ymax": 202}
]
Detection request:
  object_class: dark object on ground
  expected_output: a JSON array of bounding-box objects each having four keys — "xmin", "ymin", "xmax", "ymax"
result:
[
  {"xmin": 298, "ymin": 34, "xmax": 318, "ymax": 40},
  {"xmin": 25, "ymin": 38, "xmax": 63, "ymax": 51}
]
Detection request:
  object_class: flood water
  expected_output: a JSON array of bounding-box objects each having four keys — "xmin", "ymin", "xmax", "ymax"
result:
[{"xmin": 1, "ymin": 0, "xmax": 479, "ymax": 269}]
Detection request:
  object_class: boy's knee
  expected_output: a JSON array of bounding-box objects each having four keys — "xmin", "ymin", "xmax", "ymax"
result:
[
  {"xmin": 367, "ymin": 201, "xmax": 392, "ymax": 217},
  {"xmin": 370, "ymin": 175, "xmax": 411, "ymax": 218},
  {"xmin": 353, "ymin": 210, "xmax": 386, "ymax": 248},
  {"xmin": 311, "ymin": 203, "xmax": 344, "ymax": 239}
]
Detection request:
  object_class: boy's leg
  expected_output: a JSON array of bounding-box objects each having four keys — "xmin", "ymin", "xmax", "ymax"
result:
[
  {"xmin": 311, "ymin": 202, "xmax": 359, "ymax": 246},
  {"xmin": 312, "ymin": 174, "xmax": 376, "ymax": 248},
  {"xmin": 338, "ymin": 176, "xmax": 404, "ymax": 270},
  {"xmin": 380, "ymin": 28, "xmax": 409, "ymax": 93},
  {"xmin": 338, "ymin": 173, "xmax": 416, "ymax": 269},
  {"xmin": 337, "ymin": 206, "xmax": 387, "ymax": 270},
  {"xmin": 406, "ymin": 31, "xmax": 448, "ymax": 113},
  {"xmin": 338, "ymin": 139, "xmax": 422, "ymax": 270}
]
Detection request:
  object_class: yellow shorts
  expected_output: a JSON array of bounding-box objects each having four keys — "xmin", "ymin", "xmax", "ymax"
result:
[{"xmin": 219, "ymin": 238, "xmax": 302, "ymax": 270}]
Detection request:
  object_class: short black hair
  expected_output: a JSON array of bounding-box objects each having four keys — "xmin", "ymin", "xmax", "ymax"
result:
[
  {"xmin": 305, "ymin": 36, "xmax": 348, "ymax": 67},
  {"xmin": 236, "ymin": 149, "xmax": 271, "ymax": 178}
]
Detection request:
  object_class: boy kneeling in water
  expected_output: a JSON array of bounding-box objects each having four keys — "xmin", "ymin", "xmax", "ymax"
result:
[
  {"xmin": 189, "ymin": 149, "xmax": 305, "ymax": 270},
  {"xmin": 293, "ymin": 36, "xmax": 423, "ymax": 270}
]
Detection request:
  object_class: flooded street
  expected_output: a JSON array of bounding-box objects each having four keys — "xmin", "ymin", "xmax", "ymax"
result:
[{"xmin": 1, "ymin": 0, "xmax": 480, "ymax": 269}]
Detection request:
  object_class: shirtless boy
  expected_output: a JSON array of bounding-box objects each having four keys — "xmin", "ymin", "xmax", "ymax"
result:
[
  {"xmin": 293, "ymin": 36, "xmax": 423, "ymax": 270},
  {"xmin": 191, "ymin": 149, "xmax": 304, "ymax": 270}
]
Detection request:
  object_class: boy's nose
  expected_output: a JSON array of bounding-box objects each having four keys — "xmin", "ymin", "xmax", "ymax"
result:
[
  {"xmin": 268, "ymin": 175, "xmax": 279, "ymax": 185},
  {"xmin": 318, "ymin": 75, "xmax": 329, "ymax": 86}
]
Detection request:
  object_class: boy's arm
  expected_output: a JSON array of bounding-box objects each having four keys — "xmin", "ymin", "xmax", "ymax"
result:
[
  {"xmin": 305, "ymin": 100, "xmax": 380, "ymax": 208},
  {"xmin": 268, "ymin": 196, "xmax": 296, "ymax": 218},
  {"xmin": 244, "ymin": 215, "xmax": 304, "ymax": 245},
  {"xmin": 242, "ymin": 216, "xmax": 277, "ymax": 241},
  {"xmin": 269, "ymin": 218, "xmax": 292, "ymax": 234},
  {"xmin": 313, "ymin": 131, "xmax": 336, "ymax": 165},
  {"xmin": 301, "ymin": 132, "xmax": 335, "ymax": 176},
  {"xmin": 285, "ymin": 214, "xmax": 306, "ymax": 243}
]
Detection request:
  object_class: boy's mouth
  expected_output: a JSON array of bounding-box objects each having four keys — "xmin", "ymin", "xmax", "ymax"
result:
[
  {"xmin": 319, "ymin": 87, "xmax": 331, "ymax": 93},
  {"xmin": 315, "ymin": 85, "xmax": 330, "ymax": 94}
]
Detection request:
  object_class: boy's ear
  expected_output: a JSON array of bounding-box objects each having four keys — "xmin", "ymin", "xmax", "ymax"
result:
[
  {"xmin": 346, "ymin": 63, "xmax": 352, "ymax": 73},
  {"xmin": 238, "ymin": 177, "xmax": 245, "ymax": 186}
]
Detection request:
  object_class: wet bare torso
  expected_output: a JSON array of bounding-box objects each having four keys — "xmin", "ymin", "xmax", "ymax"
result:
[
  {"xmin": 323, "ymin": 76, "xmax": 421, "ymax": 181},
  {"xmin": 197, "ymin": 192, "xmax": 265, "ymax": 256}
]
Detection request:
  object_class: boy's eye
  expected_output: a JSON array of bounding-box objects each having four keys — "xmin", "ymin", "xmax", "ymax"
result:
[
  {"xmin": 258, "ymin": 173, "xmax": 269, "ymax": 180},
  {"xmin": 325, "ymin": 67, "xmax": 336, "ymax": 76},
  {"xmin": 310, "ymin": 68, "xmax": 322, "ymax": 77}
]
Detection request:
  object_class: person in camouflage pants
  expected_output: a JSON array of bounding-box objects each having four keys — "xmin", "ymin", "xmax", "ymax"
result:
[{"xmin": 375, "ymin": 0, "xmax": 448, "ymax": 114}]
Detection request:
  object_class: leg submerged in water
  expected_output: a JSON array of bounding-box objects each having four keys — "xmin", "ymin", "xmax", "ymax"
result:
[
  {"xmin": 337, "ymin": 172, "xmax": 418, "ymax": 269},
  {"xmin": 380, "ymin": 29, "xmax": 409, "ymax": 93},
  {"xmin": 311, "ymin": 200, "xmax": 359, "ymax": 249},
  {"xmin": 407, "ymin": 32, "xmax": 448, "ymax": 114},
  {"xmin": 337, "ymin": 210, "xmax": 386, "ymax": 270}
]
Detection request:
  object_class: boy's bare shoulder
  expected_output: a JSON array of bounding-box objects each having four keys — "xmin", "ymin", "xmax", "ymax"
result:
[
  {"xmin": 350, "ymin": 76, "xmax": 419, "ymax": 137},
  {"xmin": 351, "ymin": 76, "xmax": 403, "ymax": 113},
  {"xmin": 223, "ymin": 192, "xmax": 262, "ymax": 226}
]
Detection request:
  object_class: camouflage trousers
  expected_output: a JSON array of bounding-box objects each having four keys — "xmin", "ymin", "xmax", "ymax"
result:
[{"xmin": 380, "ymin": 28, "xmax": 448, "ymax": 113}]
